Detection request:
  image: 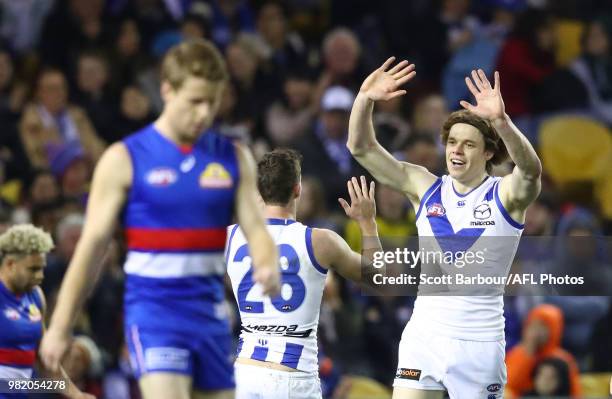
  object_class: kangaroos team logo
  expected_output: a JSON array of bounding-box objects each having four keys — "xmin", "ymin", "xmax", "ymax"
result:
[
  {"xmin": 28, "ymin": 304, "xmax": 41, "ymax": 322},
  {"xmin": 427, "ymin": 203, "xmax": 446, "ymax": 217},
  {"xmin": 199, "ymin": 163, "xmax": 233, "ymax": 189}
]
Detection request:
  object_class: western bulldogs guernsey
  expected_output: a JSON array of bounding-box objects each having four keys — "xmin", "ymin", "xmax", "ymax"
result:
[
  {"xmin": 122, "ymin": 125, "xmax": 239, "ymax": 388},
  {"xmin": 226, "ymin": 219, "xmax": 327, "ymax": 374},
  {"xmin": 0, "ymin": 283, "xmax": 43, "ymax": 380},
  {"xmin": 410, "ymin": 175, "xmax": 523, "ymax": 341}
]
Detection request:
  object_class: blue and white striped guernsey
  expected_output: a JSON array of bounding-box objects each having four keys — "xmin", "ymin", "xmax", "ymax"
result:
[{"xmin": 226, "ymin": 219, "xmax": 327, "ymax": 374}]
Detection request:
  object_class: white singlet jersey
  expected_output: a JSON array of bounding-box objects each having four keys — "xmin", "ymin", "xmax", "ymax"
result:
[
  {"xmin": 410, "ymin": 175, "xmax": 523, "ymax": 341},
  {"xmin": 226, "ymin": 218, "xmax": 327, "ymax": 374}
]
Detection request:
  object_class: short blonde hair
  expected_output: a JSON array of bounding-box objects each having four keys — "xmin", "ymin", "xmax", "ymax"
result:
[
  {"xmin": 161, "ymin": 39, "xmax": 228, "ymax": 90},
  {"xmin": 0, "ymin": 224, "xmax": 54, "ymax": 257}
]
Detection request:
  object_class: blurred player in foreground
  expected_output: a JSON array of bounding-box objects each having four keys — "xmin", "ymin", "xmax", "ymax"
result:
[
  {"xmin": 0, "ymin": 224, "xmax": 93, "ymax": 399},
  {"xmin": 348, "ymin": 58, "xmax": 542, "ymax": 398},
  {"xmin": 226, "ymin": 149, "xmax": 382, "ymax": 399},
  {"xmin": 39, "ymin": 40, "xmax": 280, "ymax": 399}
]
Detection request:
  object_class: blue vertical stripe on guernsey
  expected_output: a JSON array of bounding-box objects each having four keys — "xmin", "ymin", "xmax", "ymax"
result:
[
  {"xmin": 280, "ymin": 343, "xmax": 304, "ymax": 369},
  {"xmin": 225, "ymin": 224, "xmax": 240, "ymax": 265},
  {"xmin": 251, "ymin": 345, "xmax": 269, "ymax": 361},
  {"xmin": 425, "ymin": 183, "xmax": 485, "ymax": 253}
]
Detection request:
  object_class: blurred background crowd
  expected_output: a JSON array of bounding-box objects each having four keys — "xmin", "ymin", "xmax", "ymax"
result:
[{"xmin": 0, "ymin": 0, "xmax": 611, "ymax": 397}]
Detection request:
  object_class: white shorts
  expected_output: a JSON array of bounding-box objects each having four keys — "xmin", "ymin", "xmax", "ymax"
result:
[
  {"xmin": 393, "ymin": 323, "xmax": 507, "ymax": 398},
  {"xmin": 234, "ymin": 362, "xmax": 322, "ymax": 399}
]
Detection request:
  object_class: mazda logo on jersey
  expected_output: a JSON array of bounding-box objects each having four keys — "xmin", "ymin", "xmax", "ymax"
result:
[{"xmin": 473, "ymin": 203, "xmax": 492, "ymax": 220}]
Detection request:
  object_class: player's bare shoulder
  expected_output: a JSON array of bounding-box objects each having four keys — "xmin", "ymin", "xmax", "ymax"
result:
[{"xmin": 94, "ymin": 142, "xmax": 133, "ymax": 190}]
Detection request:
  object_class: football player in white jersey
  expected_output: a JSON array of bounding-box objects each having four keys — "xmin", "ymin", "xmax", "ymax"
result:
[
  {"xmin": 347, "ymin": 59, "xmax": 542, "ymax": 398},
  {"xmin": 225, "ymin": 149, "xmax": 382, "ymax": 399}
]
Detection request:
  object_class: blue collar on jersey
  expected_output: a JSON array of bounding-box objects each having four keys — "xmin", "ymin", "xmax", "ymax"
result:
[{"xmin": 267, "ymin": 218, "xmax": 296, "ymax": 225}]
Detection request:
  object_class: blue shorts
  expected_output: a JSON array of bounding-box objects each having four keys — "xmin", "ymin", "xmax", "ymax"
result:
[{"xmin": 125, "ymin": 323, "xmax": 234, "ymax": 391}]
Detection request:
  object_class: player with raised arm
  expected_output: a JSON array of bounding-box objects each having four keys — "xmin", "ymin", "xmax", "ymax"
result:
[
  {"xmin": 0, "ymin": 224, "xmax": 93, "ymax": 399},
  {"xmin": 225, "ymin": 149, "xmax": 382, "ymax": 399},
  {"xmin": 39, "ymin": 40, "xmax": 280, "ymax": 399},
  {"xmin": 348, "ymin": 59, "xmax": 542, "ymax": 398}
]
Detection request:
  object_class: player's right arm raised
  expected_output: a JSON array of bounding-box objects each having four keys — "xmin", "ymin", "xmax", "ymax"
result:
[
  {"xmin": 39, "ymin": 143, "xmax": 131, "ymax": 372},
  {"xmin": 348, "ymin": 57, "xmax": 437, "ymax": 205}
]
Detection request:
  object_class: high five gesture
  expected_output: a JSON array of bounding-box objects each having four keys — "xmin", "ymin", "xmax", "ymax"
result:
[
  {"xmin": 461, "ymin": 69, "xmax": 505, "ymax": 122},
  {"xmin": 359, "ymin": 57, "xmax": 416, "ymax": 101}
]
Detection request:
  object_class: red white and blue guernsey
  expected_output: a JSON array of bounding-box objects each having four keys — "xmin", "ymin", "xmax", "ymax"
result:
[
  {"xmin": 0, "ymin": 282, "xmax": 43, "ymax": 395},
  {"xmin": 122, "ymin": 125, "xmax": 239, "ymax": 390},
  {"xmin": 410, "ymin": 175, "xmax": 524, "ymax": 341}
]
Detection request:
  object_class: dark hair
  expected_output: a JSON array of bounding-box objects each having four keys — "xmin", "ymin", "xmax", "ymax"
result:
[
  {"xmin": 257, "ymin": 149, "xmax": 302, "ymax": 206},
  {"xmin": 512, "ymin": 8, "xmax": 554, "ymax": 41},
  {"xmin": 441, "ymin": 110, "xmax": 508, "ymax": 173},
  {"xmin": 531, "ymin": 357, "xmax": 571, "ymax": 396}
]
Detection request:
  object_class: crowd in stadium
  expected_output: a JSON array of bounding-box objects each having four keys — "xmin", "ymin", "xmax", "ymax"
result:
[{"xmin": 0, "ymin": 0, "xmax": 611, "ymax": 397}]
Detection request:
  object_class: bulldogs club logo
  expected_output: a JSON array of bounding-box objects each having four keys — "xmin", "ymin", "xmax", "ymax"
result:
[{"xmin": 427, "ymin": 203, "xmax": 446, "ymax": 217}]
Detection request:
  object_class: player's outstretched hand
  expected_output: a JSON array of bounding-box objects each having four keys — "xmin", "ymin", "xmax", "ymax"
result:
[
  {"xmin": 359, "ymin": 57, "xmax": 416, "ymax": 102},
  {"xmin": 460, "ymin": 69, "xmax": 505, "ymax": 122},
  {"xmin": 253, "ymin": 263, "xmax": 281, "ymax": 297},
  {"xmin": 339, "ymin": 176, "xmax": 376, "ymax": 223},
  {"xmin": 39, "ymin": 326, "xmax": 71, "ymax": 373}
]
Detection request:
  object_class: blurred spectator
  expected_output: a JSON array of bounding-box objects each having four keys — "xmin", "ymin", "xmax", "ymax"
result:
[
  {"xmin": 39, "ymin": 0, "xmax": 110, "ymax": 70},
  {"xmin": 216, "ymin": 80, "xmax": 253, "ymax": 142},
  {"xmin": 411, "ymin": 93, "xmax": 449, "ymax": 145},
  {"xmin": 0, "ymin": 0, "xmax": 54, "ymax": 54},
  {"xmin": 19, "ymin": 68, "xmax": 106, "ymax": 169},
  {"xmin": 73, "ymin": 50, "xmax": 117, "ymax": 143},
  {"xmin": 319, "ymin": 271, "xmax": 367, "ymax": 375},
  {"xmin": 397, "ymin": 134, "xmax": 444, "ymax": 175},
  {"xmin": 49, "ymin": 141, "xmax": 92, "ymax": 202},
  {"xmin": 29, "ymin": 199, "xmax": 65, "ymax": 237},
  {"xmin": 42, "ymin": 211, "xmax": 84, "ymax": 296},
  {"xmin": 113, "ymin": 85, "xmax": 155, "ymax": 141},
  {"xmin": 108, "ymin": 18, "xmax": 155, "ymax": 96},
  {"xmin": 0, "ymin": 46, "xmax": 28, "ymax": 116},
  {"xmin": 523, "ymin": 192, "xmax": 558, "ymax": 236},
  {"xmin": 535, "ymin": 18, "xmax": 612, "ymax": 125},
  {"xmin": 480, "ymin": 0, "xmax": 526, "ymax": 44},
  {"xmin": 495, "ymin": 8, "xmax": 556, "ymax": 118},
  {"xmin": 372, "ymin": 95, "xmax": 410, "ymax": 151},
  {"xmin": 505, "ymin": 304, "xmax": 582, "ymax": 398},
  {"xmin": 265, "ymin": 69, "xmax": 315, "ymax": 146},
  {"xmin": 523, "ymin": 357, "xmax": 572, "ymax": 397},
  {"xmin": 314, "ymin": 28, "xmax": 364, "ymax": 107},
  {"xmin": 296, "ymin": 86, "xmax": 367, "ymax": 209},
  {"xmin": 24, "ymin": 169, "xmax": 61, "ymax": 207},
  {"xmin": 296, "ymin": 176, "xmax": 342, "ymax": 232},
  {"xmin": 344, "ymin": 184, "xmax": 416, "ymax": 252},
  {"xmin": 543, "ymin": 207, "xmax": 611, "ymax": 368},
  {"xmin": 181, "ymin": 10, "xmax": 211, "ymax": 40},
  {"xmin": 255, "ymin": 1, "xmax": 308, "ymax": 77},
  {"xmin": 416, "ymin": 0, "xmax": 482, "ymax": 83},
  {"xmin": 225, "ymin": 33, "xmax": 278, "ymax": 138},
  {"xmin": 209, "ymin": 0, "xmax": 256, "ymax": 49}
]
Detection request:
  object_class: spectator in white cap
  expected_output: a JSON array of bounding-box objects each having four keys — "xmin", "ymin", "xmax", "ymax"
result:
[{"xmin": 295, "ymin": 85, "xmax": 368, "ymax": 208}]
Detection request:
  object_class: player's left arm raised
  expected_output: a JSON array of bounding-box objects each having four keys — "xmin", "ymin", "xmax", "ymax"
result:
[
  {"xmin": 461, "ymin": 69, "xmax": 542, "ymax": 221},
  {"xmin": 234, "ymin": 142, "xmax": 280, "ymax": 296}
]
